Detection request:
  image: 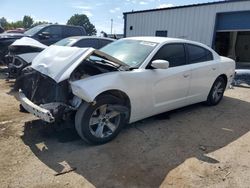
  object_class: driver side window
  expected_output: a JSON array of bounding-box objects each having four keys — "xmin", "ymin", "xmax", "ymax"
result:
[
  {"xmin": 42, "ymin": 26, "xmax": 62, "ymax": 39},
  {"xmin": 151, "ymin": 44, "xmax": 186, "ymax": 68}
]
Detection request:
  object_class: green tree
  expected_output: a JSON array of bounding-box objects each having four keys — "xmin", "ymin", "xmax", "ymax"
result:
[
  {"xmin": 6, "ymin": 21, "xmax": 23, "ymax": 30},
  {"xmin": 32, "ymin": 21, "xmax": 50, "ymax": 27},
  {"xmin": 0, "ymin": 17, "xmax": 8, "ymax": 29},
  {"xmin": 23, "ymin": 15, "xmax": 34, "ymax": 29},
  {"xmin": 12, "ymin": 21, "xmax": 23, "ymax": 28},
  {"xmin": 67, "ymin": 14, "xmax": 96, "ymax": 35}
]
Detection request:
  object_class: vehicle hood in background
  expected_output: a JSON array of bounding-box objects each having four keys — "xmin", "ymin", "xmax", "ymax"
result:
[
  {"xmin": 10, "ymin": 37, "xmax": 47, "ymax": 49},
  {"xmin": 0, "ymin": 32, "xmax": 25, "ymax": 40},
  {"xmin": 31, "ymin": 45, "xmax": 126, "ymax": 83}
]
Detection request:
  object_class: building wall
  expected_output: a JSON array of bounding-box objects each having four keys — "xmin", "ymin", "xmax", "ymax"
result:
[{"xmin": 125, "ymin": 1, "xmax": 250, "ymax": 47}]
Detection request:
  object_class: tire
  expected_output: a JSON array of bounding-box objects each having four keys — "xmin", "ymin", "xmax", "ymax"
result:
[
  {"xmin": 75, "ymin": 95, "xmax": 127, "ymax": 145},
  {"xmin": 206, "ymin": 77, "xmax": 226, "ymax": 106}
]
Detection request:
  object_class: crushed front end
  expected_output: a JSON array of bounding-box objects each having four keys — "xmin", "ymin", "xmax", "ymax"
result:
[
  {"xmin": 6, "ymin": 37, "xmax": 47, "ymax": 78},
  {"xmin": 15, "ymin": 45, "xmax": 126, "ymax": 123},
  {"xmin": 16, "ymin": 68, "xmax": 81, "ymax": 122}
]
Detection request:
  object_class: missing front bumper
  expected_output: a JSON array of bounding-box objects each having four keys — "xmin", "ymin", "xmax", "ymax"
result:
[{"xmin": 19, "ymin": 90, "xmax": 55, "ymax": 123}]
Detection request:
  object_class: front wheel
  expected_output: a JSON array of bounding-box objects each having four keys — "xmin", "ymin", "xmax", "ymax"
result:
[
  {"xmin": 75, "ymin": 95, "xmax": 127, "ymax": 145},
  {"xmin": 206, "ymin": 77, "xmax": 226, "ymax": 106}
]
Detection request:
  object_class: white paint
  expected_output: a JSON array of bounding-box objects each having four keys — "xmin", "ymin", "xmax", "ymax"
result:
[
  {"xmin": 31, "ymin": 46, "xmax": 94, "ymax": 83},
  {"xmin": 70, "ymin": 37, "xmax": 235, "ymax": 123},
  {"xmin": 17, "ymin": 52, "xmax": 40, "ymax": 63},
  {"xmin": 23, "ymin": 37, "xmax": 235, "ymax": 124},
  {"xmin": 31, "ymin": 45, "xmax": 126, "ymax": 83},
  {"xmin": 11, "ymin": 37, "xmax": 47, "ymax": 49}
]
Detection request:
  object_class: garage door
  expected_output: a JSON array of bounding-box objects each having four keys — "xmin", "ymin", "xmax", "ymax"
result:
[{"xmin": 216, "ymin": 11, "xmax": 250, "ymax": 31}]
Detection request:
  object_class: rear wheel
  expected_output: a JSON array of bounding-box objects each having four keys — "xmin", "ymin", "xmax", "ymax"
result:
[
  {"xmin": 75, "ymin": 95, "xmax": 127, "ymax": 144},
  {"xmin": 206, "ymin": 77, "xmax": 226, "ymax": 106}
]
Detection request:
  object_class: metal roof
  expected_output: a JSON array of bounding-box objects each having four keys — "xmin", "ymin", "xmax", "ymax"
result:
[{"xmin": 123, "ymin": 0, "xmax": 250, "ymax": 15}]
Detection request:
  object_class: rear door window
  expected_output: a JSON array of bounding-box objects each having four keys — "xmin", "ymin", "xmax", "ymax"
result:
[
  {"xmin": 187, "ymin": 44, "xmax": 213, "ymax": 64},
  {"xmin": 73, "ymin": 38, "xmax": 99, "ymax": 49},
  {"xmin": 63, "ymin": 27, "xmax": 82, "ymax": 37},
  {"xmin": 152, "ymin": 43, "xmax": 186, "ymax": 67},
  {"xmin": 98, "ymin": 39, "xmax": 113, "ymax": 49},
  {"xmin": 43, "ymin": 26, "xmax": 62, "ymax": 39}
]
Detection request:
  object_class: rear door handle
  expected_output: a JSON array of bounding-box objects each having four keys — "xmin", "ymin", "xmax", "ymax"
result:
[
  {"xmin": 212, "ymin": 67, "xmax": 217, "ymax": 70},
  {"xmin": 183, "ymin": 73, "xmax": 190, "ymax": 78}
]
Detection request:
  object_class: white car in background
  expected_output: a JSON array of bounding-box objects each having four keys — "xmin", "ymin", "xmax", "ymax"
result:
[
  {"xmin": 7, "ymin": 36, "xmax": 114, "ymax": 78},
  {"xmin": 17, "ymin": 37, "xmax": 235, "ymax": 144}
]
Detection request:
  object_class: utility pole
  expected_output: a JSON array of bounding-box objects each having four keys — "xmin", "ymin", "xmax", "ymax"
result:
[{"xmin": 111, "ymin": 19, "xmax": 113, "ymax": 35}]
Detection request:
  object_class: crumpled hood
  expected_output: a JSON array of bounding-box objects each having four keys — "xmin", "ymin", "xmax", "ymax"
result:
[
  {"xmin": 10, "ymin": 37, "xmax": 47, "ymax": 49},
  {"xmin": 31, "ymin": 45, "xmax": 126, "ymax": 83}
]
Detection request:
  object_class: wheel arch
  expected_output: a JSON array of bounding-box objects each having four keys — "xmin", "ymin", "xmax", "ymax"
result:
[
  {"xmin": 94, "ymin": 89, "xmax": 132, "ymax": 122},
  {"xmin": 95, "ymin": 89, "xmax": 131, "ymax": 110},
  {"xmin": 217, "ymin": 74, "xmax": 228, "ymax": 85}
]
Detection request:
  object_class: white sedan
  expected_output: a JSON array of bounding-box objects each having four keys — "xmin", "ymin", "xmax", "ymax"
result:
[{"xmin": 17, "ymin": 37, "xmax": 235, "ymax": 144}]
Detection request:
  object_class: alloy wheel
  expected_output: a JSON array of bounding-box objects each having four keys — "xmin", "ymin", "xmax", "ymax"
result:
[
  {"xmin": 89, "ymin": 104, "xmax": 121, "ymax": 138},
  {"xmin": 212, "ymin": 81, "xmax": 224, "ymax": 103}
]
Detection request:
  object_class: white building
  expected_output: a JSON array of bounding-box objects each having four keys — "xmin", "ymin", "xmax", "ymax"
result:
[{"xmin": 123, "ymin": 0, "xmax": 250, "ymax": 66}]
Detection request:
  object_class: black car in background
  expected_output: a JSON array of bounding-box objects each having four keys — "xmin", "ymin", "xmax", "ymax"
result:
[
  {"xmin": 54, "ymin": 36, "xmax": 115, "ymax": 49},
  {"xmin": 8, "ymin": 36, "xmax": 115, "ymax": 78},
  {"xmin": 0, "ymin": 24, "xmax": 86, "ymax": 64}
]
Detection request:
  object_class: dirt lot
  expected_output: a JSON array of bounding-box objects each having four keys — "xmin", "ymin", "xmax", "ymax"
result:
[{"xmin": 0, "ymin": 67, "xmax": 250, "ymax": 188}]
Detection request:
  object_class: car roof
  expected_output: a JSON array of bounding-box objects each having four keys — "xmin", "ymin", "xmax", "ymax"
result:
[
  {"xmin": 124, "ymin": 36, "xmax": 201, "ymax": 44},
  {"xmin": 67, "ymin": 36, "xmax": 115, "ymax": 42},
  {"xmin": 123, "ymin": 36, "xmax": 212, "ymax": 50},
  {"xmin": 36, "ymin": 24, "xmax": 85, "ymax": 32}
]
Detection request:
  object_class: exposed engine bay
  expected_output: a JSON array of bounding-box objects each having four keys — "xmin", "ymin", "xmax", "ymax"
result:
[
  {"xmin": 16, "ymin": 55, "xmax": 121, "ymax": 121},
  {"xmin": 70, "ymin": 57, "xmax": 119, "ymax": 81}
]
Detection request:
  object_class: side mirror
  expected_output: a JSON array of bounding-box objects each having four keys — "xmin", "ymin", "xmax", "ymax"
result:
[
  {"xmin": 151, "ymin": 59, "xmax": 169, "ymax": 69},
  {"xmin": 38, "ymin": 32, "xmax": 50, "ymax": 39}
]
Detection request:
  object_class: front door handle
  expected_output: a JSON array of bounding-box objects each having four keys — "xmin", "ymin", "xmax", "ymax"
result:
[{"xmin": 183, "ymin": 73, "xmax": 190, "ymax": 78}]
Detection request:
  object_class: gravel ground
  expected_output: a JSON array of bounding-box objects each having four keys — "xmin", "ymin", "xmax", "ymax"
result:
[{"xmin": 0, "ymin": 68, "xmax": 250, "ymax": 188}]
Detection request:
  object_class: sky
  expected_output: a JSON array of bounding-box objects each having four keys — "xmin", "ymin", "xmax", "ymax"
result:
[{"xmin": 0, "ymin": 0, "xmax": 222, "ymax": 35}]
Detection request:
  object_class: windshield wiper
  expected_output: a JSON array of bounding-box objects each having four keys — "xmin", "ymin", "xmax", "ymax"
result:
[
  {"xmin": 89, "ymin": 57, "xmax": 130, "ymax": 71},
  {"xmin": 129, "ymin": 67, "xmax": 138, "ymax": 70},
  {"xmin": 99, "ymin": 59, "xmax": 120, "ymax": 68}
]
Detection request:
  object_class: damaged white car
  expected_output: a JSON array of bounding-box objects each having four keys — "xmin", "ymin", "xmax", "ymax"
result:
[{"xmin": 17, "ymin": 37, "xmax": 235, "ymax": 144}]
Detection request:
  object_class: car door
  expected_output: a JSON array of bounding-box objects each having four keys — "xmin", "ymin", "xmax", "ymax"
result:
[
  {"xmin": 185, "ymin": 44, "xmax": 219, "ymax": 103},
  {"xmin": 146, "ymin": 43, "xmax": 192, "ymax": 114}
]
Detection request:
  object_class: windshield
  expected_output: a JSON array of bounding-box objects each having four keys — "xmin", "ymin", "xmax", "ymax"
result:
[
  {"xmin": 54, "ymin": 38, "xmax": 78, "ymax": 46},
  {"xmin": 24, "ymin": 25, "xmax": 47, "ymax": 36},
  {"xmin": 100, "ymin": 39, "xmax": 158, "ymax": 67}
]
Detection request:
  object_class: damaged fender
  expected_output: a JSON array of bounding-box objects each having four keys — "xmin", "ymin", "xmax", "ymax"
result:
[
  {"xmin": 69, "ymin": 70, "xmax": 149, "ymax": 123},
  {"xmin": 70, "ymin": 72, "xmax": 128, "ymax": 102}
]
